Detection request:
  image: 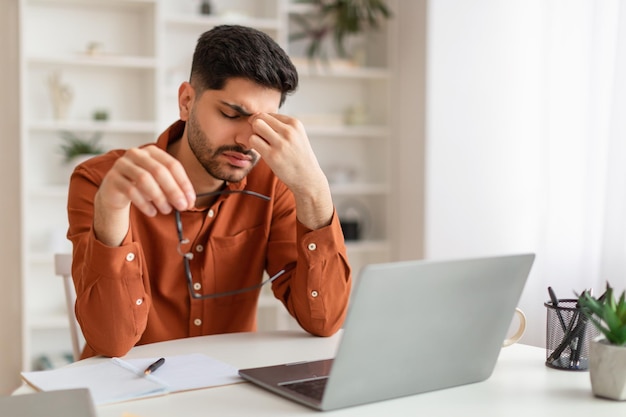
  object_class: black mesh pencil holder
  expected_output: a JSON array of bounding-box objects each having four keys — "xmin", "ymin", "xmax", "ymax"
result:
[{"xmin": 544, "ymin": 299, "xmax": 599, "ymax": 371}]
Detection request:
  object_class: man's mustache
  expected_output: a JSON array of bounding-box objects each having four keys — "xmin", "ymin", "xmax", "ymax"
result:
[{"xmin": 216, "ymin": 145, "xmax": 255, "ymax": 157}]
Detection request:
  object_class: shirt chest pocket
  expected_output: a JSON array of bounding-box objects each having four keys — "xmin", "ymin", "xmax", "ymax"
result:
[{"xmin": 205, "ymin": 225, "xmax": 268, "ymax": 305}]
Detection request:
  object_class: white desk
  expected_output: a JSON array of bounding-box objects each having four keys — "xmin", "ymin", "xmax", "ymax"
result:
[{"xmin": 16, "ymin": 330, "xmax": 624, "ymax": 416}]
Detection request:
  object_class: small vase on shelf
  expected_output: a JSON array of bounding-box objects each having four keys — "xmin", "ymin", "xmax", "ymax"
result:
[
  {"xmin": 199, "ymin": 0, "xmax": 212, "ymax": 15},
  {"xmin": 48, "ymin": 72, "xmax": 73, "ymax": 121}
]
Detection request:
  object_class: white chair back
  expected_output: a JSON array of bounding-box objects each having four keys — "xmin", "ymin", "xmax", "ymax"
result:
[{"xmin": 54, "ymin": 253, "xmax": 83, "ymax": 361}]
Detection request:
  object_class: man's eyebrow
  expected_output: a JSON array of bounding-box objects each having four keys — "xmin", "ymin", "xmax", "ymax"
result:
[{"xmin": 221, "ymin": 101, "xmax": 253, "ymax": 117}]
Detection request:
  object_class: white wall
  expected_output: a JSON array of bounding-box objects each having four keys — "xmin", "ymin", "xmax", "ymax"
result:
[
  {"xmin": 0, "ymin": 0, "xmax": 24, "ymax": 394},
  {"xmin": 425, "ymin": 0, "xmax": 547, "ymax": 346}
]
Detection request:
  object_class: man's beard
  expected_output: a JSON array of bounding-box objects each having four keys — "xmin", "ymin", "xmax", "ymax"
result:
[{"xmin": 187, "ymin": 111, "xmax": 259, "ymax": 183}]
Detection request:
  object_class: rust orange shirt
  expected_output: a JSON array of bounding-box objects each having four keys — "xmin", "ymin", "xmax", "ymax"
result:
[{"xmin": 67, "ymin": 121, "xmax": 352, "ymax": 359}]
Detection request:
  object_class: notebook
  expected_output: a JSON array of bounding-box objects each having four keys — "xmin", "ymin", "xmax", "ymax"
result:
[
  {"xmin": 21, "ymin": 353, "xmax": 241, "ymax": 405},
  {"xmin": 0, "ymin": 388, "xmax": 96, "ymax": 416},
  {"xmin": 239, "ymin": 253, "xmax": 535, "ymax": 411}
]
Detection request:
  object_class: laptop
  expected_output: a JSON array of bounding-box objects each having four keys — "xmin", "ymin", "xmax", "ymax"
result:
[
  {"xmin": 0, "ymin": 388, "xmax": 96, "ymax": 416},
  {"xmin": 239, "ymin": 253, "xmax": 535, "ymax": 411}
]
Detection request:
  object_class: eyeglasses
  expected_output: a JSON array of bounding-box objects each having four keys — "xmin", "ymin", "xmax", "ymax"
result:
[{"xmin": 174, "ymin": 188, "xmax": 291, "ymax": 299}]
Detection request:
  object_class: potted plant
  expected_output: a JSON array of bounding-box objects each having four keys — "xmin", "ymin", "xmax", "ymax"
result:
[
  {"xmin": 59, "ymin": 130, "xmax": 104, "ymax": 165},
  {"xmin": 289, "ymin": 0, "xmax": 392, "ymax": 64},
  {"xmin": 578, "ymin": 283, "xmax": 626, "ymax": 400}
]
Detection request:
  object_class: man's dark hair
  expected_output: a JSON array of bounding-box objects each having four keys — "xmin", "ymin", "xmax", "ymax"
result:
[{"xmin": 190, "ymin": 25, "xmax": 298, "ymax": 107}]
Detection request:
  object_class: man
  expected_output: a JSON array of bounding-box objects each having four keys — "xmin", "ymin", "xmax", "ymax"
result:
[{"xmin": 67, "ymin": 25, "xmax": 352, "ymax": 359}]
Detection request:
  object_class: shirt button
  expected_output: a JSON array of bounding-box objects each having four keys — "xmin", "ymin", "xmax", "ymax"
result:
[
  {"xmin": 135, "ymin": 298, "xmax": 143, "ymax": 306},
  {"xmin": 193, "ymin": 282, "xmax": 202, "ymax": 291},
  {"xmin": 194, "ymin": 318, "xmax": 202, "ymax": 326},
  {"xmin": 311, "ymin": 290, "xmax": 319, "ymax": 298},
  {"xmin": 307, "ymin": 243, "xmax": 317, "ymax": 251},
  {"xmin": 126, "ymin": 252, "xmax": 135, "ymax": 261},
  {"xmin": 195, "ymin": 244, "xmax": 204, "ymax": 252},
  {"xmin": 208, "ymin": 209, "xmax": 215, "ymax": 218}
]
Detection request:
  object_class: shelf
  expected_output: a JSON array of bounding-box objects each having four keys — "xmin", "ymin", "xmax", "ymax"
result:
[
  {"xmin": 28, "ymin": 54, "xmax": 157, "ymax": 70},
  {"xmin": 258, "ymin": 293, "xmax": 282, "ymax": 309},
  {"xmin": 345, "ymin": 240, "xmax": 390, "ymax": 253},
  {"xmin": 28, "ymin": 313, "xmax": 69, "ymax": 330},
  {"xmin": 306, "ymin": 125, "xmax": 389, "ymax": 137},
  {"xmin": 163, "ymin": 14, "xmax": 280, "ymax": 32},
  {"xmin": 29, "ymin": 185, "xmax": 68, "ymax": 199},
  {"xmin": 29, "ymin": 120, "xmax": 157, "ymax": 134},
  {"xmin": 19, "ymin": 0, "xmax": 159, "ymax": 371},
  {"xmin": 286, "ymin": 3, "xmax": 316, "ymax": 14},
  {"xmin": 27, "ymin": 251, "xmax": 57, "ymax": 265},
  {"xmin": 330, "ymin": 183, "xmax": 388, "ymax": 195},
  {"xmin": 27, "ymin": 0, "xmax": 156, "ymax": 10},
  {"xmin": 294, "ymin": 61, "xmax": 390, "ymax": 80}
]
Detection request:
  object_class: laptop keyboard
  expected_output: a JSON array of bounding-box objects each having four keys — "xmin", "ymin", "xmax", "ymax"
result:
[{"xmin": 280, "ymin": 377, "xmax": 328, "ymax": 401}]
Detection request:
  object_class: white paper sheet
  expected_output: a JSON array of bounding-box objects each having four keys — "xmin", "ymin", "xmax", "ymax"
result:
[{"xmin": 21, "ymin": 353, "xmax": 242, "ymax": 405}]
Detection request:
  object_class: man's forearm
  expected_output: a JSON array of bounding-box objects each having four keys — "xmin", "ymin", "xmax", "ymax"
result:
[
  {"xmin": 93, "ymin": 190, "xmax": 131, "ymax": 247},
  {"xmin": 293, "ymin": 179, "xmax": 334, "ymax": 230}
]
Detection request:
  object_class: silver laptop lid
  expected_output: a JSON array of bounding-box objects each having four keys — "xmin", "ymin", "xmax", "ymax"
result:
[
  {"xmin": 0, "ymin": 388, "xmax": 96, "ymax": 416},
  {"xmin": 321, "ymin": 253, "xmax": 535, "ymax": 410}
]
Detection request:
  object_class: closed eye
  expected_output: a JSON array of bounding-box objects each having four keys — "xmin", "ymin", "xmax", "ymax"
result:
[
  {"xmin": 219, "ymin": 101, "xmax": 253, "ymax": 119},
  {"xmin": 220, "ymin": 111, "xmax": 240, "ymax": 120}
]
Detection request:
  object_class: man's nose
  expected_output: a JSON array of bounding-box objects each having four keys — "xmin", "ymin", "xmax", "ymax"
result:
[{"xmin": 234, "ymin": 122, "xmax": 254, "ymax": 149}]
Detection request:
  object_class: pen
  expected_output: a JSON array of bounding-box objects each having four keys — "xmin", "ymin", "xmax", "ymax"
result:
[
  {"xmin": 547, "ymin": 287, "xmax": 567, "ymax": 332},
  {"xmin": 144, "ymin": 357, "xmax": 165, "ymax": 375}
]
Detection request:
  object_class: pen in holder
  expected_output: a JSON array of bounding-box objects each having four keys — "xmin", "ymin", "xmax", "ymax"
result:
[{"xmin": 544, "ymin": 298, "xmax": 598, "ymax": 371}]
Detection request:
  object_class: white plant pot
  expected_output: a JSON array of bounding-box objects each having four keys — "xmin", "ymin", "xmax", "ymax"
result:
[{"xmin": 589, "ymin": 336, "xmax": 626, "ymax": 400}]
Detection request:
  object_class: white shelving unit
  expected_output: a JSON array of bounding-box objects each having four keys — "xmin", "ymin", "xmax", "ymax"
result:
[
  {"xmin": 19, "ymin": 0, "xmax": 160, "ymax": 371},
  {"xmin": 286, "ymin": 25, "xmax": 395, "ymax": 270},
  {"xmin": 19, "ymin": 0, "xmax": 397, "ymax": 370}
]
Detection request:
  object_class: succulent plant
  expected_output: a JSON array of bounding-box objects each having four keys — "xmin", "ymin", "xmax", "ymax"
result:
[{"xmin": 578, "ymin": 283, "xmax": 626, "ymax": 346}]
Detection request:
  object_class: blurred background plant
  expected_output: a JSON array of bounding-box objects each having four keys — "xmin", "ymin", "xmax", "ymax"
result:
[
  {"xmin": 289, "ymin": 0, "xmax": 392, "ymax": 62},
  {"xmin": 58, "ymin": 131, "xmax": 104, "ymax": 164}
]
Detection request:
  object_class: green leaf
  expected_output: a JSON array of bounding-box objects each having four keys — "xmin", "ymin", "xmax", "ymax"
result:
[
  {"xmin": 615, "ymin": 327, "xmax": 626, "ymax": 346},
  {"xmin": 59, "ymin": 131, "xmax": 104, "ymax": 163},
  {"xmin": 577, "ymin": 282, "xmax": 626, "ymax": 346},
  {"xmin": 617, "ymin": 292, "xmax": 626, "ymax": 320},
  {"xmin": 289, "ymin": 0, "xmax": 392, "ymax": 61},
  {"xmin": 604, "ymin": 304, "xmax": 621, "ymax": 333}
]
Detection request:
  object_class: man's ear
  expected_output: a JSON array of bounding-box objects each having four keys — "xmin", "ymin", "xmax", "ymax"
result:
[{"xmin": 178, "ymin": 82, "xmax": 195, "ymax": 121}]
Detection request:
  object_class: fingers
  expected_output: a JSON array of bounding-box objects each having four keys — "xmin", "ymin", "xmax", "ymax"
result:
[
  {"xmin": 248, "ymin": 113, "xmax": 307, "ymax": 159},
  {"xmin": 247, "ymin": 112, "xmax": 326, "ymax": 195},
  {"xmin": 100, "ymin": 145, "xmax": 195, "ymax": 217},
  {"xmin": 249, "ymin": 113, "xmax": 302, "ymax": 147},
  {"xmin": 247, "ymin": 113, "xmax": 333, "ymax": 228}
]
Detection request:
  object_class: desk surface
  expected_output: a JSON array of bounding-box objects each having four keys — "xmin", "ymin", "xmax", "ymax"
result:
[{"xmin": 17, "ymin": 330, "xmax": 625, "ymax": 416}]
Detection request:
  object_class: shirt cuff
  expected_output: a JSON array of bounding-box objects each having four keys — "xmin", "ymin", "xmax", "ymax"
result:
[{"xmin": 296, "ymin": 209, "xmax": 346, "ymax": 265}]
